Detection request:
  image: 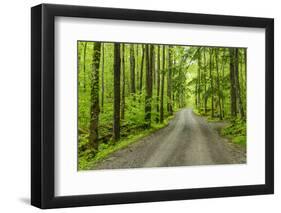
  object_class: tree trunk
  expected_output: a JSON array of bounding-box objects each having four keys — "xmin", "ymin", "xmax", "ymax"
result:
[
  {"xmin": 101, "ymin": 43, "xmax": 105, "ymax": 112},
  {"xmin": 151, "ymin": 44, "xmax": 155, "ymax": 94},
  {"xmin": 160, "ymin": 45, "xmax": 165, "ymax": 123},
  {"xmin": 221, "ymin": 48, "xmax": 226, "ymax": 118},
  {"xmin": 167, "ymin": 46, "xmax": 173, "ymax": 115},
  {"xmin": 121, "ymin": 44, "xmax": 126, "ymax": 120},
  {"xmin": 239, "ymin": 50, "xmax": 246, "ymax": 114},
  {"xmin": 172, "ymin": 53, "xmax": 176, "ymax": 110},
  {"xmin": 243, "ymin": 48, "xmax": 247, "ymax": 114},
  {"xmin": 130, "ymin": 44, "xmax": 136, "ymax": 95},
  {"xmin": 136, "ymin": 45, "xmax": 139, "ymax": 93},
  {"xmin": 196, "ymin": 49, "xmax": 201, "ymax": 110},
  {"xmin": 215, "ymin": 48, "xmax": 222, "ymax": 120},
  {"xmin": 113, "ymin": 43, "xmax": 121, "ymax": 141},
  {"xmin": 234, "ymin": 49, "xmax": 245, "ymax": 118},
  {"xmin": 209, "ymin": 48, "xmax": 214, "ymax": 118},
  {"xmin": 203, "ymin": 48, "xmax": 208, "ymax": 114},
  {"xmin": 145, "ymin": 44, "xmax": 153, "ymax": 127},
  {"xmin": 156, "ymin": 45, "xmax": 161, "ymax": 122},
  {"xmin": 146, "ymin": 45, "xmax": 153, "ymax": 122},
  {"xmin": 153, "ymin": 45, "xmax": 156, "ymax": 86},
  {"xmin": 244, "ymin": 48, "xmax": 247, "ymax": 90},
  {"xmin": 229, "ymin": 48, "xmax": 237, "ymax": 117},
  {"xmin": 89, "ymin": 42, "xmax": 101, "ymax": 150},
  {"xmin": 83, "ymin": 42, "xmax": 88, "ymax": 92},
  {"xmin": 139, "ymin": 45, "xmax": 145, "ymax": 93}
]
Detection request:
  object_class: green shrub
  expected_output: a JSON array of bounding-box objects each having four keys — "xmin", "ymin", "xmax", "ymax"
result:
[{"xmin": 221, "ymin": 119, "xmax": 246, "ymax": 147}]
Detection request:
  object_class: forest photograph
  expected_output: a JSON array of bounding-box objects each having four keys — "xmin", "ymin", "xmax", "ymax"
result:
[{"xmin": 78, "ymin": 41, "xmax": 247, "ymax": 171}]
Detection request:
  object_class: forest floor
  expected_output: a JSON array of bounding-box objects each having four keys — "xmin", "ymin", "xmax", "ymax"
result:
[{"xmin": 92, "ymin": 108, "xmax": 246, "ymax": 170}]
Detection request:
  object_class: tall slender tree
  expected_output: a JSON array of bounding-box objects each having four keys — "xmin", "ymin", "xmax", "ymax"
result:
[
  {"xmin": 203, "ymin": 48, "xmax": 208, "ymax": 114},
  {"xmin": 139, "ymin": 45, "xmax": 145, "ymax": 93},
  {"xmin": 136, "ymin": 45, "xmax": 139, "ymax": 92},
  {"xmin": 229, "ymin": 48, "xmax": 237, "ymax": 117},
  {"xmin": 234, "ymin": 48, "xmax": 245, "ymax": 118},
  {"xmin": 113, "ymin": 43, "xmax": 121, "ymax": 141},
  {"xmin": 145, "ymin": 44, "xmax": 153, "ymax": 127},
  {"xmin": 220, "ymin": 48, "xmax": 226, "ymax": 118},
  {"xmin": 83, "ymin": 42, "xmax": 88, "ymax": 92},
  {"xmin": 160, "ymin": 45, "xmax": 165, "ymax": 123},
  {"xmin": 215, "ymin": 48, "xmax": 222, "ymax": 120},
  {"xmin": 130, "ymin": 44, "xmax": 136, "ymax": 95},
  {"xmin": 156, "ymin": 45, "xmax": 161, "ymax": 122},
  {"xmin": 209, "ymin": 48, "xmax": 214, "ymax": 118},
  {"xmin": 89, "ymin": 42, "xmax": 101, "ymax": 149},
  {"xmin": 244, "ymin": 48, "xmax": 247, "ymax": 93},
  {"xmin": 121, "ymin": 44, "xmax": 126, "ymax": 120},
  {"xmin": 243, "ymin": 48, "xmax": 247, "ymax": 114},
  {"xmin": 151, "ymin": 44, "xmax": 155, "ymax": 91},
  {"xmin": 101, "ymin": 43, "xmax": 105, "ymax": 112},
  {"xmin": 196, "ymin": 49, "xmax": 201, "ymax": 110},
  {"xmin": 167, "ymin": 46, "xmax": 173, "ymax": 115}
]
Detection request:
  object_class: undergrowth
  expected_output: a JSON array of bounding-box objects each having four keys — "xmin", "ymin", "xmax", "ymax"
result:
[
  {"xmin": 78, "ymin": 115, "xmax": 174, "ymax": 170},
  {"xmin": 193, "ymin": 108, "xmax": 246, "ymax": 148},
  {"xmin": 220, "ymin": 118, "xmax": 247, "ymax": 147}
]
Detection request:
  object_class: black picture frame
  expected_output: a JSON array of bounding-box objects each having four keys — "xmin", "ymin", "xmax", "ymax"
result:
[{"xmin": 31, "ymin": 3, "xmax": 274, "ymax": 209}]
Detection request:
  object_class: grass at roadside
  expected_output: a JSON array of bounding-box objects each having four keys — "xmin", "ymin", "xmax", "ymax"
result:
[
  {"xmin": 220, "ymin": 119, "xmax": 246, "ymax": 148},
  {"xmin": 78, "ymin": 115, "xmax": 174, "ymax": 170},
  {"xmin": 193, "ymin": 108, "xmax": 246, "ymax": 148}
]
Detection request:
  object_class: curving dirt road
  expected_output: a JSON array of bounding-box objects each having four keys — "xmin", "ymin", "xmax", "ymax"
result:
[{"xmin": 94, "ymin": 108, "xmax": 246, "ymax": 170}]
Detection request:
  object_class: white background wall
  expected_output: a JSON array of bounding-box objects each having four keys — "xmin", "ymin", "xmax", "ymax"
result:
[{"xmin": 0, "ymin": 0, "xmax": 279, "ymax": 212}]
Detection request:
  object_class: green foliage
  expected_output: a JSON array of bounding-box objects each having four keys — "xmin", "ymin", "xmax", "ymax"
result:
[
  {"xmin": 78, "ymin": 115, "xmax": 174, "ymax": 170},
  {"xmin": 77, "ymin": 41, "xmax": 247, "ymax": 170},
  {"xmin": 194, "ymin": 107, "xmax": 246, "ymax": 147},
  {"xmin": 221, "ymin": 119, "xmax": 246, "ymax": 147}
]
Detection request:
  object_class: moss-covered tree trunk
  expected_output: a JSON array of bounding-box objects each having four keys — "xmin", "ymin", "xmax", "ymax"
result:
[
  {"xmin": 215, "ymin": 48, "xmax": 222, "ymax": 120},
  {"xmin": 160, "ymin": 45, "xmax": 165, "ymax": 123},
  {"xmin": 139, "ymin": 45, "xmax": 145, "ymax": 93},
  {"xmin": 151, "ymin": 45, "xmax": 155, "ymax": 92},
  {"xmin": 89, "ymin": 42, "xmax": 101, "ymax": 150},
  {"xmin": 113, "ymin": 43, "xmax": 121, "ymax": 141},
  {"xmin": 243, "ymin": 48, "xmax": 247, "ymax": 115},
  {"xmin": 156, "ymin": 45, "xmax": 161, "ymax": 122},
  {"xmin": 136, "ymin": 45, "xmax": 139, "ymax": 93},
  {"xmin": 83, "ymin": 42, "xmax": 88, "ymax": 92},
  {"xmin": 167, "ymin": 46, "xmax": 173, "ymax": 115},
  {"xmin": 203, "ymin": 48, "xmax": 208, "ymax": 114},
  {"xmin": 220, "ymin": 48, "xmax": 226, "ymax": 118},
  {"xmin": 209, "ymin": 48, "xmax": 214, "ymax": 118},
  {"xmin": 229, "ymin": 48, "xmax": 237, "ymax": 117},
  {"xmin": 130, "ymin": 44, "xmax": 136, "ymax": 95},
  {"xmin": 196, "ymin": 49, "xmax": 201, "ymax": 110},
  {"xmin": 121, "ymin": 44, "xmax": 125, "ymax": 120},
  {"xmin": 145, "ymin": 44, "xmax": 153, "ymax": 127},
  {"xmin": 234, "ymin": 49, "xmax": 245, "ymax": 118},
  {"xmin": 101, "ymin": 43, "xmax": 105, "ymax": 112}
]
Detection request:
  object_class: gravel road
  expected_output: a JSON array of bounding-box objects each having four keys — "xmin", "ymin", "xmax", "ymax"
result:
[{"xmin": 94, "ymin": 108, "xmax": 246, "ymax": 170}]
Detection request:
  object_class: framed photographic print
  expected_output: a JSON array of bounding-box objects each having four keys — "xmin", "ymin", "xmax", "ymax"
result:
[{"xmin": 31, "ymin": 3, "xmax": 274, "ymax": 209}]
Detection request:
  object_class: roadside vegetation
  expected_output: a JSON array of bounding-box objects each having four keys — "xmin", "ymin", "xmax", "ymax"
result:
[
  {"xmin": 221, "ymin": 119, "xmax": 246, "ymax": 147},
  {"xmin": 79, "ymin": 115, "xmax": 174, "ymax": 170},
  {"xmin": 193, "ymin": 109, "xmax": 246, "ymax": 148}
]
